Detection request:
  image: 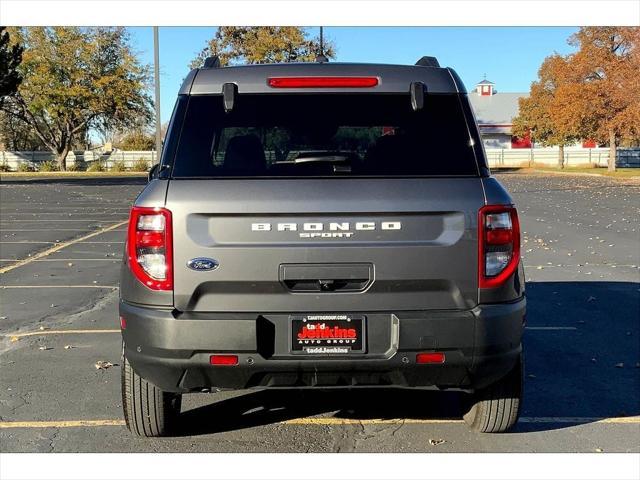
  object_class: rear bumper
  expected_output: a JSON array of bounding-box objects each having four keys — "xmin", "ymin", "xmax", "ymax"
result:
[{"xmin": 120, "ymin": 298, "xmax": 525, "ymax": 393}]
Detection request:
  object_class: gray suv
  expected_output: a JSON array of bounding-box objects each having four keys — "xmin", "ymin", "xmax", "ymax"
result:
[{"xmin": 120, "ymin": 56, "xmax": 525, "ymax": 437}]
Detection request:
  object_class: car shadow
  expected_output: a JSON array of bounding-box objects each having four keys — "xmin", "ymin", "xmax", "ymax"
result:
[
  {"xmin": 176, "ymin": 281, "xmax": 639, "ymax": 436},
  {"xmin": 176, "ymin": 388, "xmax": 467, "ymax": 436}
]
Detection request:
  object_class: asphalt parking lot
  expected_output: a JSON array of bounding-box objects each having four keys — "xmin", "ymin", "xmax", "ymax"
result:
[{"xmin": 0, "ymin": 172, "xmax": 638, "ymax": 453}]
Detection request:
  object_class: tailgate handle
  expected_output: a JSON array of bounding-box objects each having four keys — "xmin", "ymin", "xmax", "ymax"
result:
[{"xmin": 280, "ymin": 263, "xmax": 373, "ymax": 293}]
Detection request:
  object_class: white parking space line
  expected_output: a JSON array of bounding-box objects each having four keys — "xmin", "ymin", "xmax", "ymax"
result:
[
  {"xmin": 0, "ymin": 220, "xmax": 127, "ymax": 274},
  {"xmin": 0, "ymin": 207, "xmax": 129, "ymax": 210},
  {"xmin": 2, "ymin": 213, "xmax": 129, "ymax": 216},
  {"xmin": 0, "ymin": 420, "xmax": 126, "ymax": 428},
  {"xmin": 524, "ymin": 264, "xmax": 639, "ymax": 268},
  {"xmin": 78, "ymin": 241, "xmax": 124, "ymax": 244},
  {"xmin": 1, "ymin": 229, "xmax": 126, "ymax": 232},
  {"xmin": 1, "ymin": 285, "xmax": 118, "ymax": 289},
  {"xmin": 0, "ymin": 258, "xmax": 121, "ymax": 262},
  {"xmin": 0, "ymin": 219, "xmax": 125, "ymax": 223},
  {"xmin": 0, "ymin": 241, "xmax": 57, "ymax": 244},
  {"xmin": 525, "ymin": 327, "xmax": 578, "ymax": 331}
]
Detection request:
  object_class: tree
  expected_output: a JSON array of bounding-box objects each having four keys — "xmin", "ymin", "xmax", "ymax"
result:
[
  {"xmin": 512, "ymin": 55, "xmax": 580, "ymax": 168},
  {"xmin": 190, "ymin": 27, "xmax": 335, "ymax": 68},
  {"xmin": 0, "ymin": 27, "xmax": 23, "ymax": 106},
  {"xmin": 117, "ymin": 129, "xmax": 155, "ymax": 150},
  {"xmin": 0, "ymin": 27, "xmax": 152, "ymax": 170},
  {"xmin": 0, "ymin": 110, "xmax": 45, "ymax": 150},
  {"xmin": 557, "ymin": 27, "xmax": 640, "ymax": 171}
]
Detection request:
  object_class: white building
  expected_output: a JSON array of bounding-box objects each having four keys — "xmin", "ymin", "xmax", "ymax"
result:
[{"xmin": 468, "ymin": 78, "xmax": 529, "ymax": 149}]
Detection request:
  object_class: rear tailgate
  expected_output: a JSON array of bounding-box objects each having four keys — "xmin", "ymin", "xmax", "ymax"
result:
[{"xmin": 167, "ymin": 178, "xmax": 484, "ymax": 312}]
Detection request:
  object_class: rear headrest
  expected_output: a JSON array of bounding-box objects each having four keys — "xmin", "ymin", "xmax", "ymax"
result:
[{"xmin": 224, "ymin": 135, "xmax": 266, "ymax": 173}]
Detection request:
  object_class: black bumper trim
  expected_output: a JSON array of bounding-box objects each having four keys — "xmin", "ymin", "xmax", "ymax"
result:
[{"xmin": 120, "ymin": 298, "xmax": 525, "ymax": 392}]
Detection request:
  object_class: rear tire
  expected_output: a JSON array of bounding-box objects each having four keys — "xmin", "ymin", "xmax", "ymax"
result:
[
  {"xmin": 463, "ymin": 354, "xmax": 522, "ymax": 433},
  {"xmin": 121, "ymin": 353, "xmax": 182, "ymax": 437}
]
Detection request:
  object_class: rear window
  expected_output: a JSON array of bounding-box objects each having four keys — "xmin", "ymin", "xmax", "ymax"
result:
[{"xmin": 170, "ymin": 93, "xmax": 479, "ymax": 177}]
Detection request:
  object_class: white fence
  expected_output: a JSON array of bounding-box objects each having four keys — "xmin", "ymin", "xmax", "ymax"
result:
[
  {"xmin": 0, "ymin": 150, "xmax": 158, "ymax": 171},
  {"xmin": 485, "ymin": 147, "xmax": 611, "ymax": 168},
  {"xmin": 1, "ymin": 147, "xmax": 638, "ymax": 171}
]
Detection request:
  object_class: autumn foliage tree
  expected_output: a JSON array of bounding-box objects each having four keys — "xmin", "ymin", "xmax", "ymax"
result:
[
  {"xmin": 190, "ymin": 27, "xmax": 335, "ymax": 68},
  {"xmin": 514, "ymin": 27, "xmax": 640, "ymax": 171},
  {"xmin": 555, "ymin": 27, "xmax": 640, "ymax": 171},
  {"xmin": 0, "ymin": 27, "xmax": 152, "ymax": 170},
  {"xmin": 512, "ymin": 55, "xmax": 580, "ymax": 168}
]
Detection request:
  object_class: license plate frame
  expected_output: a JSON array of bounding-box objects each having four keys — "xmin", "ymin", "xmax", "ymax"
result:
[{"xmin": 289, "ymin": 314, "xmax": 366, "ymax": 355}]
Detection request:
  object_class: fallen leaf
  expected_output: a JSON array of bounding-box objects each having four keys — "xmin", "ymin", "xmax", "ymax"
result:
[
  {"xmin": 38, "ymin": 346, "xmax": 51, "ymax": 351},
  {"xmin": 64, "ymin": 345, "xmax": 74, "ymax": 350},
  {"xmin": 429, "ymin": 439, "xmax": 446, "ymax": 446},
  {"xmin": 94, "ymin": 360, "xmax": 114, "ymax": 370},
  {"xmin": 595, "ymin": 448, "xmax": 603, "ymax": 453}
]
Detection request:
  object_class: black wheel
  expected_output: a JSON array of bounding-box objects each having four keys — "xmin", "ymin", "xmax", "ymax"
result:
[
  {"xmin": 463, "ymin": 354, "xmax": 523, "ymax": 433},
  {"xmin": 121, "ymin": 353, "xmax": 182, "ymax": 437}
]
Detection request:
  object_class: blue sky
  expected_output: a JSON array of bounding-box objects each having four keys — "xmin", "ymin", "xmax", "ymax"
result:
[{"xmin": 127, "ymin": 27, "xmax": 579, "ymax": 124}]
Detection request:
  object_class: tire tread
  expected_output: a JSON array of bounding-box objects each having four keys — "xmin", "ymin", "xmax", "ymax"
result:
[
  {"xmin": 121, "ymin": 354, "xmax": 181, "ymax": 437},
  {"xmin": 463, "ymin": 355, "xmax": 522, "ymax": 433}
]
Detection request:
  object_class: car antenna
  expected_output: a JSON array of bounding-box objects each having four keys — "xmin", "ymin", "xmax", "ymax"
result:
[{"xmin": 316, "ymin": 26, "xmax": 329, "ymax": 63}]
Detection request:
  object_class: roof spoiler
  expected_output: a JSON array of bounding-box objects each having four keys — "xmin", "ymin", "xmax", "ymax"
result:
[
  {"xmin": 203, "ymin": 56, "xmax": 221, "ymax": 69},
  {"xmin": 415, "ymin": 56, "xmax": 440, "ymax": 68}
]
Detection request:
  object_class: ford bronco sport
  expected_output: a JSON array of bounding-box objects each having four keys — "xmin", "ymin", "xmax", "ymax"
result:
[{"xmin": 120, "ymin": 56, "xmax": 525, "ymax": 436}]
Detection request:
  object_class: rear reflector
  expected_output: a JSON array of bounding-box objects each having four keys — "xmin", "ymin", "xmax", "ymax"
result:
[
  {"xmin": 119, "ymin": 316, "xmax": 126, "ymax": 330},
  {"xmin": 210, "ymin": 355, "xmax": 238, "ymax": 366},
  {"xmin": 416, "ymin": 352, "xmax": 446, "ymax": 364},
  {"xmin": 267, "ymin": 76, "xmax": 379, "ymax": 88}
]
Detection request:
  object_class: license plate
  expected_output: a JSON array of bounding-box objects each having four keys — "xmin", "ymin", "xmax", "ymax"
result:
[{"xmin": 290, "ymin": 314, "xmax": 365, "ymax": 355}]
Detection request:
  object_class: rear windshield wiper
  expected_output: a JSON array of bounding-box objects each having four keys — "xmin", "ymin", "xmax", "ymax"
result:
[{"xmin": 287, "ymin": 152, "xmax": 356, "ymax": 164}]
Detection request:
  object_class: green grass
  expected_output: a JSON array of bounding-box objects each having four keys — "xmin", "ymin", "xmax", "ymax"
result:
[
  {"xmin": 494, "ymin": 166, "xmax": 640, "ymax": 179},
  {"xmin": 536, "ymin": 166, "xmax": 640, "ymax": 178}
]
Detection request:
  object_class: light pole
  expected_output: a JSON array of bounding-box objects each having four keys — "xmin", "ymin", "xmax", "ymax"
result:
[{"xmin": 153, "ymin": 26, "xmax": 162, "ymax": 164}]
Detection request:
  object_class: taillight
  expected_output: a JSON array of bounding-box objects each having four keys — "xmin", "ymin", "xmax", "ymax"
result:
[
  {"xmin": 127, "ymin": 206, "xmax": 173, "ymax": 290},
  {"xmin": 267, "ymin": 76, "xmax": 379, "ymax": 88},
  {"xmin": 478, "ymin": 205, "xmax": 520, "ymax": 289}
]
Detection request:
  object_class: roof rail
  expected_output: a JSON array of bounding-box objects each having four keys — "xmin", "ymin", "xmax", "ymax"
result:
[
  {"xmin": 203, "ymin": 56, "xmax": 221, "ymax": 69},
  {"xmin": 415, "ymin": 56, "xmax": 440, "ymax": 68}
]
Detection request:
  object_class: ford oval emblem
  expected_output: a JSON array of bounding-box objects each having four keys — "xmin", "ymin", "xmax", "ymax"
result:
[{"xmin": 187, "ymin": 257, "xmax": 219, "ymax": 271}]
